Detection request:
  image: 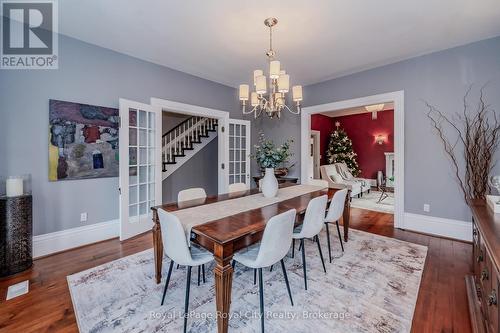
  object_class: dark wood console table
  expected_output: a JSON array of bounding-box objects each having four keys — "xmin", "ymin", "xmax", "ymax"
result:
[
  {"xmin": 253, "ymin": 176, "xmax": 298, "ymax": 189},
  {"xmin": 467, "ymin": 200, "xmax": 500, "ymax": 333}
]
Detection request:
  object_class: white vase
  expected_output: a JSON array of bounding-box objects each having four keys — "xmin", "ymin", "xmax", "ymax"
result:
[{"xmin": 261, "ymin": 168, "xmax": 278, "ymax": 198}]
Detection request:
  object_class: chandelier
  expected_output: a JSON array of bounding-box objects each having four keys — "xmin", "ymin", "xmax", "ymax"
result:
[{"xmin": 239, "ymin": 17, "xmax": 303, "ymax": 119}]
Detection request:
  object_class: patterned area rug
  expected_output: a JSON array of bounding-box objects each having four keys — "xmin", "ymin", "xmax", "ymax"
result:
[
  {"xmin": 351, "ymin": 190, "xmax": 395, "ymax": 214},
  {"xmin": 67, "ymin": 228, "xmax": 427, "ymax": 333}
]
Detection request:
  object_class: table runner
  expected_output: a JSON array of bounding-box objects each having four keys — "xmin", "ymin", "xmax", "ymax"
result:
[{"xmin": 171, "ymin": 184, "xmax": 326, "ymax": 242}]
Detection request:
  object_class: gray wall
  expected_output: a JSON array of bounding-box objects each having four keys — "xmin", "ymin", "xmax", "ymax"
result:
[
  {"xmin": 0, "ymin": 34, "xmax": 240, "ymax": 235},
  {"xmin": 162, "ymin": 139, "xmax": 218, "ymax": 203},
  {"xmin": 259, "ymin": 36, "xmax": 500, "ymax": 222},
  {"xmin": 162, "ymin": 112, "xmax": 190, "ymax": 135}
]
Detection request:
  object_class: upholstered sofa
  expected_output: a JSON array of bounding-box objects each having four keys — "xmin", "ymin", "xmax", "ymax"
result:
[
  {"xmin": 334, "ymin": 162, "xmax": 371, "ymax": 195},
  {"xmin": 320, "ymin": 164, "xmax": 362, "ymax": 198}
]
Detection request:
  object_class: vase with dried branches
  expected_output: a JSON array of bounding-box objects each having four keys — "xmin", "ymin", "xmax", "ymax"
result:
[{"xmin": 425, "ymin": 86, "xmax": 500, "ymax": 204}]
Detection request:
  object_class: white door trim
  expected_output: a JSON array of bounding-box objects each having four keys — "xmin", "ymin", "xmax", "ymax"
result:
[
  {"xmin": 301, "ymin": 91, "xmax": 405, "ymax": 229},
  {"xmin": 310, "ymin": 130, "xmax": 321, "ymax": 179},
  {"xmin": 150, "ymin": 98, "xmax": 230, "ymax": 194}
]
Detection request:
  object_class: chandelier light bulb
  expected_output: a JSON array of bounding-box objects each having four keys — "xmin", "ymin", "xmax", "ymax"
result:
[
  {"xmin": 255, "ymin": 75, "xmax": 267, "ymax": 94},
  {"xmin": 253, "ymin": 70, "xmax": 263, "ymax": 85},
  {"xmin": 270, "ymin": 60, "xmax": 280, "ymax": 79},
  {"xmin": 278, "ymin": 74, "xmax": 289, "ymax": 93},
  {"xmin": 239, "ymin": 84, "xmax": 249, "ymax": 101},
  {"xmin": 251, "ymin": 92, "xmax": 259, "ymax": 106},
  {"xmin": 292, "ymin": 85, "xmax": 303, "ymax": 101}
]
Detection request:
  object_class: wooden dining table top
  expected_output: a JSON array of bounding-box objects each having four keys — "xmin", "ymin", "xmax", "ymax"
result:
[{"xmin": 152, "ymin": 185, "xmax": 340, "ymax": 246}]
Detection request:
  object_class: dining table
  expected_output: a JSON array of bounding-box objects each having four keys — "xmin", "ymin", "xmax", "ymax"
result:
[{"xmin": 151, "ymin": 184, "xmax": 351, "ymax": 333}]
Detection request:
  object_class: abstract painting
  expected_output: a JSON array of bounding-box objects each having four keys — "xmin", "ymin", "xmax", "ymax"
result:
[{"xmin": 49, "ymin": 99, "xmax": 119, "ymax": 181}]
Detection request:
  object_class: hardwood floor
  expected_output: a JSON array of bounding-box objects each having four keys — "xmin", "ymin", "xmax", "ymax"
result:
[{"xmin": 0, "ymin": 208, "xmax": 472, "ymax": 332}]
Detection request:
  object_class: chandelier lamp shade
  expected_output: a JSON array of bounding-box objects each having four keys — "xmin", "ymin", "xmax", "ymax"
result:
[{"xmin": 239, "ymin": 17, "xmax": 303, "ymax": 119}]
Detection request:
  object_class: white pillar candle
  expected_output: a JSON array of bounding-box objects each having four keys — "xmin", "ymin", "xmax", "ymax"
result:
[{"xmin": 6, "ymin": 177, "xmax": 23, "ymax": 197}]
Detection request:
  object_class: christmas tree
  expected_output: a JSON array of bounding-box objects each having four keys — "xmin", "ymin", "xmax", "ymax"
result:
[{"xmin": 325, "ymin": 124, "xmax": 361, "ymax": 176}]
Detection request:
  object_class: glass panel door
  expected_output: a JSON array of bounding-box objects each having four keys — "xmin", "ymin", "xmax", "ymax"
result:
[
  {"xmin": 228, "ymin": 119, "xmax": 251, "ymax": 188},
  {"xmin": 119, "ymin": 99, "xmax": 161, "ymax": 241}
]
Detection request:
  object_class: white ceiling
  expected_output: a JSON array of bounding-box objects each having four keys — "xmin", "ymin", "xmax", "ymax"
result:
[
  {"xmin": 320, "ymin": 103, "xmax": 394, "ymax": 118},
  {"xmin": 59, "ymin": 0, "xmax": 500, "ymax": 87}
]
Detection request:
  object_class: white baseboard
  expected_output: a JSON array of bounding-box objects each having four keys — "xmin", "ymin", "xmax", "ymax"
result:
[
  {"xmin": 403, "ymin": 212, "xmax": 471, "ymax": 242},
  {"xmin": 33, "ymin": 219, "xmax": 119, "ymax": 258}
]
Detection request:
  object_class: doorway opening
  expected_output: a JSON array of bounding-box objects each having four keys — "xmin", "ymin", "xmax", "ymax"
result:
[{"xmin": 301, "ymin": 91, "xmax": 404, "ymax": 228}]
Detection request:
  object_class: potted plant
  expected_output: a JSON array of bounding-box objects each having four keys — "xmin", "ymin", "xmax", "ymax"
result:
[{"xmin": 252, "ymin": 133, "xmax": 294, "ymax": 198}]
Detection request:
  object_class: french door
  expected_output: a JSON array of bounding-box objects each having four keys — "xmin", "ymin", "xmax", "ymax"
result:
[
  {"xmin": 119, "ymin": 99, "xmax": 162, "ymax": 241},
  {"xmin": 228, "ymin": 119, "xmax": 251, "ymax": 188}
]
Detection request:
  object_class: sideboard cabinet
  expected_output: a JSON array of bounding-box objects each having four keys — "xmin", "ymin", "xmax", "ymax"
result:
[{"xmin": 468, "ymin": 201, "xmax": 500, "ymax": 333}]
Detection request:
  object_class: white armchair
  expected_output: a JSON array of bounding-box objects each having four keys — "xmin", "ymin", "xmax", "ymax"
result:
[
  {"xmin": 334, "ymin": 163, "xmax": 371, "ymax": 195},
  {"xmin": 320, "ymin": 164, "xmax": 361, "ymax": 198}
]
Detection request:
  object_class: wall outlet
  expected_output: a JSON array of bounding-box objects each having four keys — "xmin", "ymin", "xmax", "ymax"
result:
[
  {"xmin": 423, "ymin": 204, "xmax": 430, "ymax": 213},
  {"xmin": 80, "ymin": 212, "xmax": 88, "ymax": 222}
]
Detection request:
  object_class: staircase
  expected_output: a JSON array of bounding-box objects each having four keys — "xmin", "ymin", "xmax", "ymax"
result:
[{"xmin": 162, "ymin": 116, "xmax": 218, "ymax": 179}]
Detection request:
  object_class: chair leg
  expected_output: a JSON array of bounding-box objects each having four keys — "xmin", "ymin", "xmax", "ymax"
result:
[
  {"xmin": 280, "ymin": 259, "xmax": 294, "ymax": 306},
  {"xmin": 183, "ymin": 266, "xmax": 192, "ymax": 333},
  {"xmin": 325, "ymin": 223, "xmax": 332, "ymax": 263},
  {"xmin": 291, "ymin": 239, "xmax": 295, "ymax": 258},
  {"xmin": 254, "ymin": 268, "xmax": 257, "ymax": 285},
  {"xmin": 161, "ymin": 260, "xmax": 174, "ymax": 305},
  {"xmin": 231, "ymin": 260, "xmax": 236, "ymax": 269},
  {"xmin": 336, "ymin": 221, "xmax": 345, "ymax": 252},
  {"xmin": 177, "ymin": 264, "xmax": 180, "ymax": 269},
  {"xmin": 269, "ymin": 265, "xmax": 273, "ymax": 272},
  {"xmin": 300, "ymin": 239, "xmax": 307, "ymax": 290},
  {"xmin": 202, "ymin": 264, "xmax": 206, "ymax": 283},
  {"xmin": 258, "ymin": 268, "xmax": 265, "ymax": 333},
  {"xmin": 197, "ymin": 265, "xmax": 201, "ymax": 286},
  {"xmin": 298, "ymin": 239, "xmax": 303, "ymax": 252},
  {"xmin": 315, "ymin": 235, "xmax": 327, "ymax": 273}
]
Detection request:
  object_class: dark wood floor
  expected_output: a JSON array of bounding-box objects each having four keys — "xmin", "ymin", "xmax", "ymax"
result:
[{"xmin": 0, "ymin": 208, "xmax": 472, "ymax": 332}]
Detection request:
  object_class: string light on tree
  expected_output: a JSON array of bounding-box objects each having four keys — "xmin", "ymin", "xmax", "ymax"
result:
[{"xmin": 326, "ymin": 123, "xmax": 361, "ymax": 176}]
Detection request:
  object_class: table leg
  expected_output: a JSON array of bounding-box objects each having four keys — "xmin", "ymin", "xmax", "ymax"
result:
[
  {"xmin": 152, "ymin": 210, "xmax": 163, "ymax": 284},
  {"xmin": 214, "ymin": 243, "xmax": 234, "ymax": 333},
  {"xmin": 343, "ymin": 190, "xmax": 351, "ymax": 242}
]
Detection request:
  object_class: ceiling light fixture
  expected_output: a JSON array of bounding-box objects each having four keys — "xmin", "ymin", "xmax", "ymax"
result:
[
  {"xmin": 239, "ymin": 17, "xmax": 302, "ymax": 119},
  {"xmin": 365, "ymin": 104, "xmax": 384, "ymax": 120}
]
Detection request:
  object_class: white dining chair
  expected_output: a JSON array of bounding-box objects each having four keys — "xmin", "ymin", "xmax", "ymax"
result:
[
  {"xmin": 177, "ymin": 187, "xmax": 207, "ymax": 202},
  {"xmin": 292, "ymin": 195, "xmax": 328, "ymax": 290},
  {"xmin": 232, "ymin": 209, "xmax": 297, "ymax": 333},
  {"xmin": 228, "ymin": 182, "xmax": 247, "ymax": 193},
  {"xmin": 324, "ymin": 189, "xmax": 348, "ymax": 262},
  {"xmin": 157, "ymin": 209, "xmax": 214, "ymax": 333}
]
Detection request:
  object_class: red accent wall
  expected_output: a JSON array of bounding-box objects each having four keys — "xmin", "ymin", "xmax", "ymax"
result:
[
  {"xmin": 311, "ymin": 110, "xmax": 394, "ymax": 179},
  {"xmin": 311, "ymin": 114, "xmax": 335, "ymax": 166}
]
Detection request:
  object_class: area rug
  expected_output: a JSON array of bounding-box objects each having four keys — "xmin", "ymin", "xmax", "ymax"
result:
[
  {"xmin": 351, "ymin": 190, "xmax": 395, "ymax": 214},
  {"xmin": 67, "ymin": 228, "xmax": 427, "ymax": 333}
]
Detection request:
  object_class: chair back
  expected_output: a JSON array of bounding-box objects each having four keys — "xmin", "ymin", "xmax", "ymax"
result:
[
  {"xmin": 228, "ymin": 182, "xmax": 247, "ymax": 193},
  {"xmin": 335, "ymin": 163, "xmax": 354, "ymax": 180},
  {"xmin": 254, "ymin": 209, "xmax": 297, "ymax": 267},
  {"xmin": 325, "ymin": 189, "xmax": 348, "ymax": 223},
  {"xmin": 299, "ymin": 195, "xmax": 328, "ymax": 238},
  {"xmin": 178, "ymin": 187, "xmax": 207, "ymax": 202},
  {"xmin": 157, "ymin": 209, "xmax": 192, "ymax": 266}
]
